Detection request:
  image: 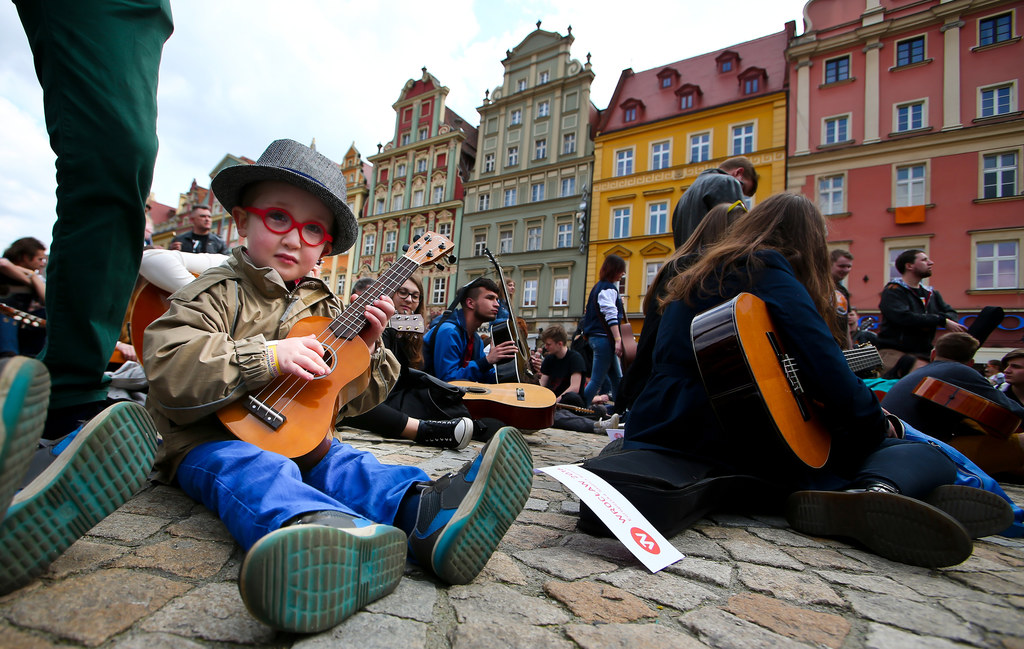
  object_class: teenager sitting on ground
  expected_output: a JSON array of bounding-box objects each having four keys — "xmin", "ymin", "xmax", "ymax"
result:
[
  {"xmin": 538, "ymin": 325, "xmax": 619, "ymax": 433},
  {"xmin": 143, "ymin": 140, "xmax": 534, "ymax": 633},
  {"xmin": 620, "ymin": 192, "xmax": 1011, "ymax": 568}
]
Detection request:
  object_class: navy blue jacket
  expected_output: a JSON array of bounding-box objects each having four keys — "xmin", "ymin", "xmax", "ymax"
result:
[{"xmin": 581, "ymin": 280, "xmax": 624, "ymax": 339}]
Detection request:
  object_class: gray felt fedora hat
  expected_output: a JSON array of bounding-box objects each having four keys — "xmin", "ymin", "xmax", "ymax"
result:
[{"xmin": 211, "ymin": 139, "xmax": 358, "ymax": 256}]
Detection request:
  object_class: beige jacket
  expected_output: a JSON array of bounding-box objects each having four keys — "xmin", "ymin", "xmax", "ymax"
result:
[{"xmin": 144, "ymin": 248, "xmax": 399, "ymax": 482}]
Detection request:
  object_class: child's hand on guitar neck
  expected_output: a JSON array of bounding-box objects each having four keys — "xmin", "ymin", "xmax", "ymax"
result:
[
  {"xmin": 358, "ymin": 296, "xmax": 396, "ymax": 352},
  {"xmin": 269, "ymin": 335, "xmax": 330, "ymax": 380}
]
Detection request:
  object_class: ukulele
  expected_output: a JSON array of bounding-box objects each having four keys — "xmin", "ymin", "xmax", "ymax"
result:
[
  {"xmin": 0, "ymin": 304, "xmax": 45, "ymax": 329},
  {"xmin": 912, "ymin": 376, "xmax": 1022, "ymax": 439},
  {"xmin": 448, "ymin": 380, "xmax": 556, "ymax": 429},
  {"xmin": 691, "ymin": 292, "xmax": 883, "ymax": 468},
  {"xmin": 217, "ymin": 232, "xmax": 455, "ymax": 457}
]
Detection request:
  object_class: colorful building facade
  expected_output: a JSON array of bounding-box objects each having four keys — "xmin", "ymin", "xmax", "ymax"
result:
[
  {"xmin": 786, "ymin": 0, "xmax": 1024, "ymax": 350},
  {"xmin": 461, "ymin": 24, "xmax": 597, "ymax": 337},
  {"xmin": 591, "ymin": 25, "xmax": 794, "ymax": 328},
  {"xmin": 364, "ymin": 69, "xmax": 477, "ymax": 322}
]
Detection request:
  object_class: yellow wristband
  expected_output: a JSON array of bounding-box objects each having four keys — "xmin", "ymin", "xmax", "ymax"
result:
[{"xmin": 266, "ymin": 343, "xmax": 281, "ymax": 378}]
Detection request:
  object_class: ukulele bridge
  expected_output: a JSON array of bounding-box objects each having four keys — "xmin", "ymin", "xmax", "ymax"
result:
[{"xmin": 244, "ymin": 396, "xmax": 286, "ymax": 431}]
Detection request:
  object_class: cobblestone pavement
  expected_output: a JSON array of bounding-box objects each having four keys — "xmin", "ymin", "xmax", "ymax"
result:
[{"xmin": 2, "ymin": 426, "xmax": 1023, "ymax": 649}]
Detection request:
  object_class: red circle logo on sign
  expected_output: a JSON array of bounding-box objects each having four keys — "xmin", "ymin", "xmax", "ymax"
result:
[{"xmin": 630, "ymin": 527, "xmax": 661, "ymax": 554}]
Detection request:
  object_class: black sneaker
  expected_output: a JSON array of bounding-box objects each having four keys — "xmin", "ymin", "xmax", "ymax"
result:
[
  {"xmin": 408, "ymin": 426, "xmax": 533, "ymax": 584},
  {"xmin": 415, "ymin": 417, "xmax": 472, "ymax": 450},
  {"xmin": 786, "ymin": 489, "xmax": 973, "ymax": 568},
  {"xmin": 240, "ymin": 514, "xmax": 406, "ymax": 633},
  {"xmin": 923, "ymin": 485, "xmax": 1014, "ymax": 539}
]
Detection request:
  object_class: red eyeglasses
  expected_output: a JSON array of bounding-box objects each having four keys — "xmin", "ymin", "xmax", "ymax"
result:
[{"xmin": 244, "ymin": 206, "xmax": 333, "ymax": 247}]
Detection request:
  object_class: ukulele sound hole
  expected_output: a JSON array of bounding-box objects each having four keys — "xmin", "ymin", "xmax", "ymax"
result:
[{"xmin": 314, "ymin": 347, "xmax": 336, "ymax": 380}]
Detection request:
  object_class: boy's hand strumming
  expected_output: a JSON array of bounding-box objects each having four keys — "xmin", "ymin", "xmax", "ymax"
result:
[
  {"xmin": 358, "ymin": 296, "xmax": 395, "ymax": 351},
  {"xmin": 271, "ymin": 335, "xmax": 330, "ymax": 380}
]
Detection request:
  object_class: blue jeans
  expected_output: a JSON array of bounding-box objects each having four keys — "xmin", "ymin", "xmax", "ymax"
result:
[
  {"xmin": 584, "ymin": 335, "xmax": 621, "ymax": 406},
  {"xmin": 177, "ymin": 439, "xmax": 429, "ymax": 550}
]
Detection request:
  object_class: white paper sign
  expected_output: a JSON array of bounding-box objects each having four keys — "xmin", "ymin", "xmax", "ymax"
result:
[{"xmin": 538, "ymin": 464, "xmax": 684, "ymax": 573}]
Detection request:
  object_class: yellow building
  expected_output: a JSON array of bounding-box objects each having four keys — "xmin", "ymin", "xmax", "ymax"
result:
[{"xmin": 589, "ymin": 25, "xmax": 793, "ymax": 331}]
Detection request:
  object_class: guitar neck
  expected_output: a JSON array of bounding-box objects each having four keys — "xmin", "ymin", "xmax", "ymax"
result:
[
  {"xmin": 843, "ymin": 345, "xmax": 882, "ymax": 374},
  {"xmin": 331, "ymin": 257, "xmax": 420, "ymax": 341}
]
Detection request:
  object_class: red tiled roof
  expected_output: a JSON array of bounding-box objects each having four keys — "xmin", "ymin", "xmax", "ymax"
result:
[
  {"xmin": 146, "ymin": 199, "xmax": 176, "ymax": 225},
  {"xmin": 597, "ymin": 23, "xmax": 795, "ymax": 134}
]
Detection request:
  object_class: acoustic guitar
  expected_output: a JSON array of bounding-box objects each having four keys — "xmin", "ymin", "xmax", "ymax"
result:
[
  {"xmin": 912, "ymin": 376, "xmax": 1022, "ymax": 439},
  {"xmin": 0, "ymin": 304, "xmax": 45, "ymax": 329},
  {"xmin": 691, "ymin": 292, "xmax": 883, "ymax": 468},
  {"xmin": 449, "ymin": 380, "xmax": 556, "ymax": 430},
  {"xmin": 217, "ymin": 232, "xmax": 455, "ymax": 458}
]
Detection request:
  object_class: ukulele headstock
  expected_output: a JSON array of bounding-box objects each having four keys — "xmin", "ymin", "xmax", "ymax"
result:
[{"xmin": 403, "ymin": 232, "xmax": 456, "ymax": 269}]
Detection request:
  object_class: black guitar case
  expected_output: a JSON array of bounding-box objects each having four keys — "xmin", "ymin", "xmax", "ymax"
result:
[{"xmin": 577, "ymin": 441, "xmax": 787, "ymax": 538}]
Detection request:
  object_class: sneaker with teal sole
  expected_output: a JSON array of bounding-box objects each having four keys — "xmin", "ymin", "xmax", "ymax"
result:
[
  {"xmin": 408, "ymin": 426, "xmax": 534, "ymax": 585},
  {"xmin": 0, "ymin": 401, "xmax": 158, "ymax": 595},
  {"xmin": 0, "ymin": 357, "xmax": 50, "ymax": 522},
  {"xmin": 239, "ymin": 521, "xmax": 407, "ymax": 633}
]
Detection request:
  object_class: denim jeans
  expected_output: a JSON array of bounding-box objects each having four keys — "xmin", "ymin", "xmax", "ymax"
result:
[{"xmin": 584, "ymin": 335, "xmax": 621, "ymax": 406}]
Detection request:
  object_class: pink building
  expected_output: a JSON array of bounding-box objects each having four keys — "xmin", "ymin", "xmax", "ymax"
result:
[{"xmin": 786, "ymin": 0, "xmax": 1024, "ymax": 350}]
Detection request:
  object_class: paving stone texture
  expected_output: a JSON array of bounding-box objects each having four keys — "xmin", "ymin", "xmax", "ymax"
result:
[{"xmin": 1, "ymin": 427, "xmax": 1022, "ymax": 648}]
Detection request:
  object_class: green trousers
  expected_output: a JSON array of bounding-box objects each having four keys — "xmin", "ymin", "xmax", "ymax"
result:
[{"xmin": 15, "ymin": 0, "xmax": 173, "ymax": 408}]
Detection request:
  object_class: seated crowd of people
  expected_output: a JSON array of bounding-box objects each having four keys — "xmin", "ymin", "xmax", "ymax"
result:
[{"xmin": 2, "ymin": 143, "xmax": 1021, "ymax": 636}]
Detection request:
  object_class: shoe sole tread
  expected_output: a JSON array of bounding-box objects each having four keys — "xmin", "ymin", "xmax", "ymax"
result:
[{"xmin": 0, "ymin": 358, "xmax": 50, "ymax": 522}]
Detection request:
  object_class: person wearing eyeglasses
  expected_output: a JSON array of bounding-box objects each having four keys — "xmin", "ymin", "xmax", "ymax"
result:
[
  {"xmin": 341, "ymin": 276, "xmax": 478, "ymax": 449},
  {"xmin": 671, "ymin": 156, "xmax": 758, "ymax": 248}
]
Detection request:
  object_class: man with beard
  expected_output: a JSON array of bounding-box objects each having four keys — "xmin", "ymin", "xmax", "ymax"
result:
[{"xmin": 877, "ymin": 250, "xmax": 965, "ymax": 371}]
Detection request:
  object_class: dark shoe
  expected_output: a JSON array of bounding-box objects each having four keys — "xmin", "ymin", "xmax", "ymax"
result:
[
  {"xmin": 239, "ymin": 517, "xmax": 406, "ymax": 633},
  {"xmin": 408, "ymin": 426, "xmax": 533, "ymax": 584},
  {"xmin": 0, "ymin": 357, "xmax": 50, "ymax": 521},
  {"xmin": 0, "ymin": 402, "xmax": 158, "ymax": 595},
  {"xmin": 786, "ymin": 490, "xmax": 973, "ymax": 568},
  {"xmin": 923, "ymin": 485, "xmax": 1014, "ymax": 539},
  {"xmin": 415, "ymin": 417, "xmax": 472, "ymax": 450},
  {"xmin": 42, "ymin": 400, "xmax": 108, "ymax": 440}
]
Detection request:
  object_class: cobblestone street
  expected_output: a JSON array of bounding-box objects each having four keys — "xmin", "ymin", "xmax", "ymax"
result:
[{"xmin": 2, "ymin": 426, "xmax": 1022, "ymax": 649}]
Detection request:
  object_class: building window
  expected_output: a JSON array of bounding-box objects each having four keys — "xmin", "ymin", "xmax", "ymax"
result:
[
  {"xmin": 976, "ymin": 240, "xmax": 1019, "ymax": 289},
  {"xmin": 417, "ymin": 159, "xmax": 427, "ymax": 172},
  {"xmin": 375, "ymin": 198, "xmax": 385, "ymax": 214},
  {"xmin": 336, "ymin": 274, "xmax": 346, "ymax": 295},
  {"xmin": 473, "ymin": 231, "xmax": 487, "ymax": 256},
  {"xmin": 522, "ymin": 279, "xmax": 537, "ymax": 307},
  {"xmin": 895, "ymin": 164, "xmax": 927, "ymax": 206},
  {"xmin": 396, "ymin": 163, "xmax": 407, "ymax": 176},
  {"xmin": 824, "ymin": 56, "xmax": 850, "ymax": 84},
  {"xmin": 744, "ymin": 78, "xmax": 759, "ymax": 94},
  {"xmin": 383, "ymin": 230, "xmax": 397, "ymax": 253},
  {"xmin": 557, "ymin": 221, "xmax": 573, "ymax": 248},
  {"xmin": 560, "ymin": 177, "xmax": 576, "ymax": 197},
  {"xmin": 624, "ymin": 107, "xmax": 637, "ymax": 122},
  {"xmin": 721, "ymin": 60, "xmax": 732, "ymax": 72},
  {"xmin": 979, "ymin": 13, "xmax": 1013, "ymax": 46},
  {"xmin": 527, "ymin": 225, "xmax": 542, "ymax": 251},
  {"xmin": 824, "ymin": 115, "xmax": 850, "ymax": 145},
  {"xmin": 362, "ymin": 233, "xmax": 376, "ymax": 256},
  {"xmin": 507, "ymin": 146, "xmax": 519, "ymax": 166},
  {"xmin": 400, "ymin": 133, "xmax": 410, "ymax": 146},
  {"xmin": 419, "ymin": 127, "xmax": 429, "ymax": 140},
  {"xmin": 411, "ymin": 226, "xmax": 425, "ymax": 242},
  {"xmin": 647, "ymin": 202, "xmax": 668, "ymax": 235},
  {"xmin": 983, "ymin": 151, "xmax": 1018, "ymax": 198},
  {"xmin": 437, "ymin": 222, "xmax": 452, "ymax": 239},
  {"xmin": 531, "ymin": 182, "xmax": 545, "ymax": 202},
  {"xmin": 651, "ymin": 141, "xmax": 671, "ymax": 170},
  {"xmin": 391, "ymin": 194, "xmax": 404, "ymax": 211},
  {"xmin": 421, "ymin": 101, "xmax": 431, "ymax": 116},
  {"xmin": 553, "ymin": 277, "xmax": 569, "ymax": 306},
  {"xmin": 431, "ymin": 276, "xmax": 448, "ymax": 305},
  {"xmin": 896, "ymin": 101, "xmax": 925, "ymax": 132},
  {"xmin": 612, "ymin": 207, "xmax": 631, "ymax": 238},
  {"xmin": 980, "ymin": 83, "xmax": 1014, "ymax": 117},
  {"xmin": 478, "ymin": 193, "xmax": 490, "ymax": 210},
  {"xmin": 563, "ymin": 133, "xmax": 576, "ymax": 154},
  {"xmin": 535, "ymin": 138, "xmax": 547, "ymax": 159},
  {"xmin": 645, "ymin": 262, "xmax": 662, "ymax": 291},
  {"xmin": 689, "ymin": 133, "xmax": 710, "ymax": 163},
  {"xmin": 510, "ymin": 109, "xmax": 522, "ymax": 125},
  {"xmin": 615, "ymin": 149, "xmax": 634, "ymax": 176},
  {"xmin": 538, "ymin": 101, "xmax": 550, "ymax": 118},
  {"xmin": 499, "ymin": 228, "xmax": 513, "ymax": 254},
  {"xmin": 432, "ymin": 186, "xmax": 444, "ymax": 203},
  {"xmin": 539, "ymin": 71, "xmax": 549, "ymax": 84},
  {"xmin": 896, "ymin": 36, "xmax": 926, "ymax": 66},
  {"xmin": 484, "ymin": 153, "xmax": 495, "ymax": 173},
  {"xmin": 680, "ymin": 93, "xmax": 694, "ymax": 110},
  {"xmin": 661, "ymin": 76, "xmax": 672, "ymax": 88},
  {"xmin": 732, "ymin": 123, "xmax": 754, "ymax": 155},
  {"xmin": 503, "ymin": 188, "xmax": 517, "ymax": 207},
  {"xmin": 412, "ymin": 189, "xmax": 424, "ymax": 208},
  {"xmin": 517, "ymin": 79, "xmax": 527, "ymax": 92},
  {"xmin": 818, "ymin": 175, "xmax": 845, "ymax": 215},
  {"xmin": 617, "ymin": 273, "xmax": 627, "ymax": 295}
]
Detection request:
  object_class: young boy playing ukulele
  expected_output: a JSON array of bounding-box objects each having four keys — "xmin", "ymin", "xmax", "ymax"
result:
[{"xmin": 143, "ymin": 139, "xmax": 534, "ymax": 633}]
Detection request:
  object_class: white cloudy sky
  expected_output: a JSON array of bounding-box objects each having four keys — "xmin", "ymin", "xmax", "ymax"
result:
[{"xmin": 0, "ymin": 0, "xmax": 809, "ymax": 249}]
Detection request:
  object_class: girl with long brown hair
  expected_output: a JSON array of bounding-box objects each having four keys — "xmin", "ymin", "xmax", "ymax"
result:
[{"xmin": 622, "ymin": 192, "xmax": 1005, "ymax": 568}]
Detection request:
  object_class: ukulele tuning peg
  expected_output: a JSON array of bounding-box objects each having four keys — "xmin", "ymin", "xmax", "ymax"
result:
[
  {"xmin": 435, "ymin": 263, "xmax": 444, "ymax": 270},
  {"xmin": 447, "ymin": 254, "xmax": 457, "ymax": 264},
  {"xmin": 411, "ymin": 234, "xmax": 421, "ymax": 242},
  {"xmin": 402, "ymin": 244, "xmax": 410, "ymax": 252}
]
